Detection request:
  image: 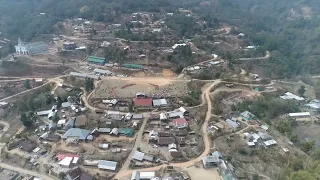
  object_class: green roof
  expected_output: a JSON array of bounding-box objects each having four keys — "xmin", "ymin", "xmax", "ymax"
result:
[
  {"xmin": 88, "ymin": 56, "xmax": 106, "ymax": 63},
  {"xmin": 119, "ymin": 128, "xmax": 134, "ymax": 137},
  {"xmin": 123, "ymin": 63, "xmax": 144, "ymax": 69}
]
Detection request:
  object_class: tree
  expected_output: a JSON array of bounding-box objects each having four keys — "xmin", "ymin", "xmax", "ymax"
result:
[
  {"xmin": 84, "ymin": 77, "xmax": 94, "ymax": 92},
  {"xmin": 291, "ymin": 158, "xmax": 304, "ymax": 171},
  {"xmin": 24, "ymin": 79, "xmax": 31, "ymax": 89},
  {"xmin": 80, "ymin": 6, "xmax": 90, "ymax": 18},
  {"xmin": 56, "ymin": 96, "xmax": 63, "ymax": 108},
  {"xmin": 8, "ymin": 43, "xmax": 15, "ymax": 53},
  {"xmin": 20, "ymin": 113, "xmax": 33, "ymax": 127},
  {"xmin": 290, "ymin": 171, "xmax": 315, "ymax": 180},
  {"xmin": 301, "ymin": 141, "xmax": 315, "ymax": 153},
  {"xmin": 252, "ymin": 174, "xmax": 259, "ymax": 180},
  {"xmin": 311, "ymin": 148, "xmax": 320, "ymax": 160},
  {"xmin": 297, "ymin": 85, "xmax": 306, "ymax": 97}
]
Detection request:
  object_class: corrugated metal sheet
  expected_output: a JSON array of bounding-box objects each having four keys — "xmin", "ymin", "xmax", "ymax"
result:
[{"xmin": 88, "ymin": 56, "xmax": 106, "ymax": 64}]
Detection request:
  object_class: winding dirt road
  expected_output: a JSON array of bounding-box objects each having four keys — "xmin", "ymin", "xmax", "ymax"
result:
[{"xmin": 238, "ymin": 51, "xmax": 270, "ymax": 61}]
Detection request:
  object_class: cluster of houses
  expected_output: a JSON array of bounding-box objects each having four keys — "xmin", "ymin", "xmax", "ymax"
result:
[
  {"xmin": 52, "ymin": 153, "xmax": 118, "ymax": 178},
  {"xmin": 60, "ymin": 127, "xmax": 134, "ymax": 144},
  {"xmin": 134, "ymin": 92, "xmax": 168, "ymax": 108},
  {"xmin": 244, "ymin": 130, "xmax": 277, "ymax": 148}
]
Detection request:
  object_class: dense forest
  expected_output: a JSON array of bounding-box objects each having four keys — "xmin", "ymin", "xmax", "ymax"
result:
[{"xmin": 1, "ymin": 0, "xmax": 320, "ymax": 78}]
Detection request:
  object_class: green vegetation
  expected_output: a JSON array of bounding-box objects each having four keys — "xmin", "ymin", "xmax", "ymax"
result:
[
  {"xmin": 166, "ymin": 15, "xmax": 200, "ymax": 38},
  {"xmin": 24, "ymin": 79, "xmax": 31, "ymax": 89},
  {"xmin": 103, "ymin": 46, "xmax": 127, "ymax": 64},
  {"xmin": 278, "ymin": 158, "xmax": 320, "ymax": 180},
  {"xmin": 16, "ymin": 85, "xmax": 54, "ymax": 112},
  {"xmin": 297, "ymin": 85, "xmax": 306, "ymax": 97},
  {"xmin": 275, "ymin": 119, "xmax": 298, "ymax": 143},
  {"xmin": 167, "ymin": 45, "xmax": 195, "ymax": 72},
  {"xmin": 182, "ymin": 90, "xmax": 201, "ymax": 106},
  {"xmin": 234, "ymin": 96, "xmax": 300, "ymax": 120},
  {"xmin": 20, "ymin": 112, "xmax": 37, "ymax": 127},
  {"xmin": 84, "ymin": 77, "xmax": 94, "ymax": 92}
]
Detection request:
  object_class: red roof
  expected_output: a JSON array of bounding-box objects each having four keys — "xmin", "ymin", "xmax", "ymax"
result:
[
  {"xmin": 57, "ymin": 154, "xmax": 79, "ymax": 161},
  {"xmin": 134, "ymin": 98, "xmax": 153, "ymax": 107},
  {"xmin": 173, "ymin": 118, "xmax": 188, "ymax": 125}
]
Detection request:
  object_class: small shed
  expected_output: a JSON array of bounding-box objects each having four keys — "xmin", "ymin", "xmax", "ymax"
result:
[{"xmin": 132, "ymin": 114, "xmax": 143, "ymax": 120}]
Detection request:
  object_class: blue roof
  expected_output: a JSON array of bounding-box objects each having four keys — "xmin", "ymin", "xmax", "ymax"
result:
[{"xmin": 62, "ymin": 128, "xmax": 90, "ymax": 140}]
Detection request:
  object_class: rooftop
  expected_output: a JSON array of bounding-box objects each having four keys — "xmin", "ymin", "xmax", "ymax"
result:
[
  {"xmin": 134, "ymin": 98, "xmax": 153, "ymax": 107},
  {"xmin": 132, "ymin": 114, "xmax": 143, "ymax": 119},
  {"xmin": 240, "ymin": 111, "xmax": 256, "ymax": 120},
  {"xmin": 93, "ymin": 68, "xmax": 112, "ymax": 75},
  {"xmin": 173, "ymin": 118, "xmax": 188, "ymax": 126},
  {"xmin": 306, "ymin": 100, "xmax": 320, "ymax": 109},
  {"xmin": 98, "ymin": 160, "xmax": 117, "ymax": 171},
  {"xmin": 62, "ymin": 128, "xmax": 91, "ymax": 140},
  {"xmin": 131, "ymin": 171, "xmax": 156, "ymax": 180},
  {"xmin": 280, "ymin": 92, "xmax": 304, "ymax": 101},
  {"xmin": 289, "ymin": 112, "xmax": 311, "ymax": 117},
  {"xmin": 88, "ymin": 56, "xmax": 106, "ymax": 63},
  {"xmin": 153, "ymin": 99, "xmax": 167, "ymax": 106},
  {"xmin": 132, "ymin": 151, "xmax": 145, "ymax": 161},
  {"xmin": 98, "ymin": 128, "xmax": 111, "ymax": 133},
  {"xmin": 226, "ymin": 119, "xmax": 239, "ymax": 129}
]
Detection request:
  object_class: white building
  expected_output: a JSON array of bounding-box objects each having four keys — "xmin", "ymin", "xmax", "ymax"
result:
[
  {"xmin": 280, "ymin": 92, "xmax": 304, "ymax": 101},
  {"xmin": 15, "ymin": 38, "xmax": 48, "ymax": 55},
  {"xmin": 172, "ymin": 43, "xmax": 187, "ymax": 50},
  {"xmin": 289, "ymin": 112, "xmax": 311, "ymax": 118}
]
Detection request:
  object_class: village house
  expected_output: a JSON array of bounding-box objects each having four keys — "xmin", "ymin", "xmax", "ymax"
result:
[
  {"xmin": 306, "ymin": 100, "xmax": 320, "ymax": 110},
  {"xmin": 202, "ymin": 151, "xmax": 223, "ymax": 168},
  {"xmin": 172, "ymin": 118, "xmax": 188, "ymax": 129},
  {"xmin": 39, "ymin": 132, "xmax": 61, "ymax": 142},
  {"xmin": 153, "ymin": 99, "xmax": 168, "ymax": 106},
  {"xmin": 57, "ymin": 154, "xmax": 80, "ymax": 168},
  {"xmin": 97, "ymin": 160, "xmax": 117, "ymax": 171},
  {"xmin": 132, "ymin": 151, "xmax": 154, "ymax": 162},
  {"xmin": 65, "ymin": 167, "xmax": 93, "ymax": 180},
  {"xmin": 87, "ymin": 56, "xmax": 107, "ymax": 65},
  {"xmin": 131, "ymin": 171, "xmax": 156, "ymax": 180},
  {"xmin": 62, "ymin": 128, "xmax": 93, "ymax": 142},
  {"xmin": 289, "ymin": 112, "xmax": 311, "ymax": 119},
  {"xmin": 240, "ymin": 111, "xmax": 257, "ymax": 121},
  {"xmin": 63, "ymin": 42, "xmax": 77, "ymax": 50},
  {"xmin": 280, "ymin": 92, "xmax": 304, "ymax": 101},
  {"xmin": 134, "ymin": 98, "xmax": 153, "ymax": 107},
  {"xmin": 93, "ymin": 68, "xmax": 113, "ymax": 76}
]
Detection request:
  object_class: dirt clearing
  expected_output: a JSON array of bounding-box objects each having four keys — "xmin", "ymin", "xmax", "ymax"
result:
[
  {"xmin": 184, "ymin": 166, "xmax": 220, "ymax": 180},
  {"xmin": 93, "ymin": 78, "xmax": 189, "ymax": 98}
]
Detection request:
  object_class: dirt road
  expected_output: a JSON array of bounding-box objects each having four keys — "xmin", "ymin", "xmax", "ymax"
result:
[
  {"xmin": 114, "ymin": 80, "xmax": 222, "ymax": 179},
  {"xmin": 119, "ymin": 114, "xmax": 149, "ymax": 170},
  {"xmin": 0, "ymin": 163, "xmax": 57, "ymax": 180},
  {"xmin": 238, "ymin": 51, "xmax": 270, "ymax": 61}
]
